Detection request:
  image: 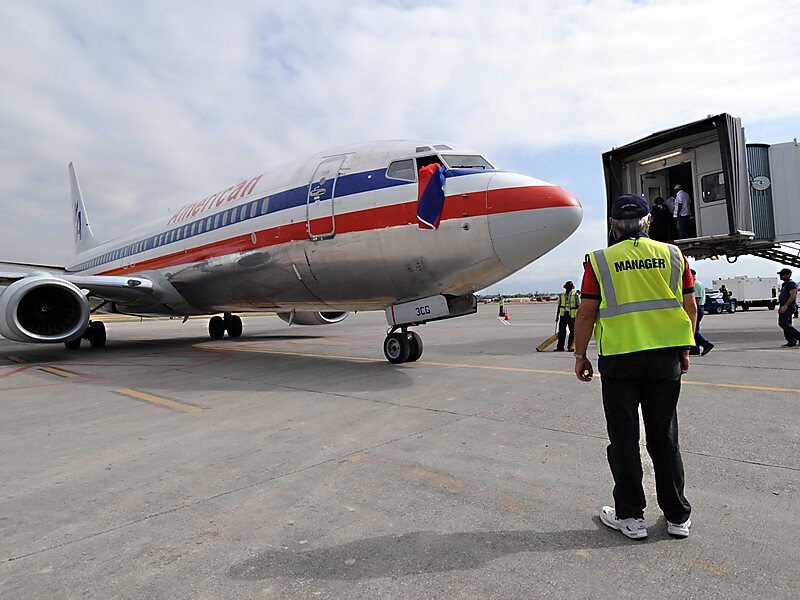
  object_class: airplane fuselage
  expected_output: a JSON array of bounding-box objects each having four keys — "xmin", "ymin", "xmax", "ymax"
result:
[{"xmin": 64, "ymin": 140, "xmax": 582, "ymax": 316}]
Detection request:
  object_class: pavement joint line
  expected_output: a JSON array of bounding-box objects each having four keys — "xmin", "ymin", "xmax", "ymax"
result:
[
  {"xmin": 5, "ymin": 356, "xmax": 26, "ymax": 363},
  {"xmin": 1, "ymin": 414, "xmax": 470, "ymax": 564},
  {"xmin": 114, "ymin": 388, "xmax": 204, "ymax": 413},
  {"xmin": 197, "ymin": 345, "xmax": 800, "ymax": 395}
]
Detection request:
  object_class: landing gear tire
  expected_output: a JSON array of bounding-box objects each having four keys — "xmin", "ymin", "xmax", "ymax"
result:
[
  {"xmin": 407, "ymin": 332, "xmax": 423, "ymax": 362},
  {"xmin": 209, "ymin": 316, "xmax": 225, "ymax": 339},
  {"xmin": 87, "ymin": 321, "xmax": 107, "ymax": 348},
  {"xmin": 226, "ymin": 315, "xmax": 243, "ymax": 338},
  {"xmin": 384, "ymin": 332, "xmax": 411, "ymax": 364},
  {"xmin": 65, "ymin": 337, "xmax": 82, "ymax": 350}
]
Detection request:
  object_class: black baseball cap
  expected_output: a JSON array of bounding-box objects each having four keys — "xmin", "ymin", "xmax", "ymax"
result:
[
  {"xmin": 778, "ymin": 268, "xmax": 792, "ymax": 276},
  {"xmin": 611, "ymin": 194, "xmax": 650, "ymax": 219}
]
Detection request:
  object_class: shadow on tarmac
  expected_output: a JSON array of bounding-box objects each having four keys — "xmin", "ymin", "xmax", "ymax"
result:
[{"xmin": 228, "ymin": 524, "xmax": 660, "ymax": 581}]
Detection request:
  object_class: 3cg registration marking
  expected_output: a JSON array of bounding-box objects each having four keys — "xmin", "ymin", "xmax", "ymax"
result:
[{"xmin": 415, "ymin": 305, "xmax": 432, "ymax": 317}]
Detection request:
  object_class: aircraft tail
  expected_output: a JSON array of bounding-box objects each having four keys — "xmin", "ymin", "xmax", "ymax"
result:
[{"xmin": 69, "ymin": 162, "xmax": 99, "ymax": 254}]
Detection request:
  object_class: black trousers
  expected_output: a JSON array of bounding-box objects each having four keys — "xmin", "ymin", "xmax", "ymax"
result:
[
  {"xmin": 778, "ymin": 310, "xmax": 800, "ymax": 344},
  {"xmin": 556, "ymin": 314, "xmax": 574, "ymax": 350},
  {"xmin": 598, "ymin": 348, "xmax": 691, "ymax": 523}
]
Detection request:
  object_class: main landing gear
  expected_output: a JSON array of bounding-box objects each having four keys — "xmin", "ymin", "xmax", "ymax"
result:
[
  {"xmin": 208, "ymin": 313, "xmax": 243, "ymax": 340},
  {"xmin": 383, "ymin": 328, "xmax": 423, "ymax": 364},
  {"xmin": 64, "ymin": 320, "xmax": 106, "ymax": 349}
]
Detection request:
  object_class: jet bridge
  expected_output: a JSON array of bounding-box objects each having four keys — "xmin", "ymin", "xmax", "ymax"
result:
[{"xmin": 602, "ymin": 113, "xmax": 800, "ymax": 267}]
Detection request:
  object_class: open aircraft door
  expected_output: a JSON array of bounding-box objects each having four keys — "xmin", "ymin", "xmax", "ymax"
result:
[{"xmin": 307, "ymin": 155, "xmax": 345, "ymax": 241}]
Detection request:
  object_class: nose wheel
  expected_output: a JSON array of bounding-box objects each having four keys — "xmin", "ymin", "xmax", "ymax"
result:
[{"xmin": 383, "ymin": 329, "xmax": 423, "ymax": 364}]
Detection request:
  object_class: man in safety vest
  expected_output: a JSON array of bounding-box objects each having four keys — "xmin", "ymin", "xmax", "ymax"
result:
[
  {"xmin": 573, "ymin": 194, "xmax": 697, "ymax": 541},
  {"xmin": 554, "ymin": 281, "xmax": 580, "ymax": 351}
]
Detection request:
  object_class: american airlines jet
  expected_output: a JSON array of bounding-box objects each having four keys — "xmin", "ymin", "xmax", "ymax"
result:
[{"xmin": 0, "ymin": 141, "xmax": 582, "ymax": 363}]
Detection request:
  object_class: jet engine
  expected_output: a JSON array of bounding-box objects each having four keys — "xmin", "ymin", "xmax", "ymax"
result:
[
  {"xmin": 276, "ymin": 311, "xmax": 349, "ymax": 326},
  {"xmin": 0, "ymin": 275, "xmax": 90, "ymax": 343}
]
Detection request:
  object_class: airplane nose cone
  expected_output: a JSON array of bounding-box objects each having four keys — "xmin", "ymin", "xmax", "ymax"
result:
[{"xmin": 486, "ymin": 173, "xmax": 583, "ymax": 271}]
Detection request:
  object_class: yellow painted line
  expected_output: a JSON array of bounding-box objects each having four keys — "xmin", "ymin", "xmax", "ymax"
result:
[
  {"xmin": 38, "ymin": 366, "xmax": 80, "ymax": 378},
  {"xmin": 205, "ymin": 345, "xmax": 800, "ymax": 395},
  {"xmin": 116, "ymin": 388, "xmax": 203, "ymax": 413}
]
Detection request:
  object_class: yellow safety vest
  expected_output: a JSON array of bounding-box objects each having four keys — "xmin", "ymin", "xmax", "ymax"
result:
[
  {"xmin": 558, "ymin": 291, "xmax": 580, "ymax": 318},
  {"xmin": 587, "ymin": 237, "xmax": 694, "ymax": 356}
]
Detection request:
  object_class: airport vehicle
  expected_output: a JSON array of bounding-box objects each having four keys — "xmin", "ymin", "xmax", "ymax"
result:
[
  {"xmin": 703, "ymin": 292, "xmax": 735, "ymax": 314},
  {"xmin": 0, "ymin": 141, "xmax": 582, "ymax": 362},
  {"xmin": 602, "ymin": 113, "xmax": 800, "ymax": 267},
  {"xmin": 712, "ymin": 275, "xmax": 778, "ymax": 311}
]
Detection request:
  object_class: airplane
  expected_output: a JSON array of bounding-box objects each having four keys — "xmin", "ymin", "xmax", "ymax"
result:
[{"xmin": 0, "ymin": 140, "xmax": 582, "ymax": 363}]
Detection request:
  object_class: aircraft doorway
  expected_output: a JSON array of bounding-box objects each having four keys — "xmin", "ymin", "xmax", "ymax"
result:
[{"xmin": 307, "ymin": 156, "xmax": 345, "ymax": 241}]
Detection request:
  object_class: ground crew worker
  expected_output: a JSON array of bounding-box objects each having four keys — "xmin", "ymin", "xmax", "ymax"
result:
[
  {"xmin": 498, "ymin": 296, "xmax": 505, "ymax": 317},
  {"xmin": 573, "ymin": 194, "xmax": 697, "ymax": 541},
  {"xmin": 554, "ymin": 281, "xmax": 580, "ymax": 351},
  {"xmin": 777, "ymin": 268, "xmax": 800, "ymax": 347}
]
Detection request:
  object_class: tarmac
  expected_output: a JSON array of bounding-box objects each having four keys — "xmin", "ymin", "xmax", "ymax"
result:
[{"xmin": 0, "ymin": 303, "xmax": 798, "ymax": 599}]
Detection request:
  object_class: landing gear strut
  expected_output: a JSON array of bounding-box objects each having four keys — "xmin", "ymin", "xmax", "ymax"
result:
[
  {"xmin": 208, "ymin": 313, "xmax": 243, "ymax": 339},
  {"xmin": 383, "ymin": 327, "xmax": 423, "ymax": 364},
  {"xmin": 64, "ymin": 320, "xmax": 106, "ymax": 349}
]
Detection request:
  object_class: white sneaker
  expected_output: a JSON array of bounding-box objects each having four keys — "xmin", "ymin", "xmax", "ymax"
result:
[
  {"xmin": 667, "ymin": 518, "xmax": 691, "ymax": 538},
  {"xmin": 599, "ymin": 506, "xmax": 647, "ymax": 540}
]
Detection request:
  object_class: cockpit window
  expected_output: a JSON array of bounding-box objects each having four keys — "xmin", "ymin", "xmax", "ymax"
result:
[
  {"xmin": 441, "ymin": 154, "xmax": 493, "ymax": 169},
  {"xmin": 386, "ymin": 159, "xmax": 415, "ymax": 181}
]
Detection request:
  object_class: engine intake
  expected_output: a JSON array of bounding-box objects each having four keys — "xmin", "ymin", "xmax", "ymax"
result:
[
  {"xmin": 276, "ymin": 311, "xmax": 349, "ymax": 326},
  {"xmin": 0, "ymin": 276, "xmax": 90, "ymax": 343}
]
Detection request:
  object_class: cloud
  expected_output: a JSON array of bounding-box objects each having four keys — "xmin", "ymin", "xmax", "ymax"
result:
[{"xmin": 1, "ymin": 0, "xmax": 798, "ymax": 274}]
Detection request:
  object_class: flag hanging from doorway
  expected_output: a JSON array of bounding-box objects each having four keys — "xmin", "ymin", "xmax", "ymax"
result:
[{"xmin": 417, "ymin": 164, "xmax": 447, "ymax": 229}]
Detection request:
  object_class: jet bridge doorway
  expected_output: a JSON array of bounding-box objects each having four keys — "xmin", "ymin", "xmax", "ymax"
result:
[
  {"xmin": 307, "ymin": 155, "xmax": 345, "ymax": 241},
  {"xmin": 640, "ymin": 161, "xmax": 696, "ymax": 239}
]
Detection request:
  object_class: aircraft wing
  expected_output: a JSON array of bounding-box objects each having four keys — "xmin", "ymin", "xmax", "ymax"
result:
[{"xmin": 0, "ymin": 269, "xmax": 156, "ymax": 304}]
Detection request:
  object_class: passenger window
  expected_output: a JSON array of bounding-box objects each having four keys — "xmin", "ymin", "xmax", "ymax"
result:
[
  {"xmin": 387, "ymin": 159, "xmax": 415, "ymax": 181},
  {"xmin": 222, "ymin": 211, "xmax": 229, "ymax": 226},
  {"xmin": 250, "ymin": 202, "xmax": 258, "ymax": 218},
  {"xmin": 261, "ymin": 197, "xmax": 270, "ymax": 215},
  {"xmin": 213, "ymin": 214, "xmax": 220, "ymax": 228}
]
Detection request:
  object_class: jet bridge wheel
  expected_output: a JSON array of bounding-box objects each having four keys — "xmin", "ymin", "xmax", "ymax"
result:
[
  {"xmin": 209, "ymin": 316, "xmax": 225, "ymax": 339},
  {"xmin": 384, "ymin": 332, "xmax": 411, "ymax": 364}
]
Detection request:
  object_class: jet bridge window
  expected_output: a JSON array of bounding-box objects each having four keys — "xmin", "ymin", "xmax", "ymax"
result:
[
  {"xmin": 441, "ymin": 154, "xmax": 493, "ymax": 169},
  {"xmin": 701, "ymin": 172, "xmax": 726, "ymax": 204},
  {"xmin": 387, "ymin": 159, "xmax": 415, "ymax": 181}
]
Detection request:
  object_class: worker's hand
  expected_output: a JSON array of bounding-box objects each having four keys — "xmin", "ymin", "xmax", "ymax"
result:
[
  {"xmin": 680, "ymin": 351, "xmax": 690, "ymax": 374},
  {"xmin": 575, "ymin": 357, "xmax": 593, "ymax": 382},
  {"xmin": 778, "ymin": 305, "xmax": 786, "ymax": 314}
]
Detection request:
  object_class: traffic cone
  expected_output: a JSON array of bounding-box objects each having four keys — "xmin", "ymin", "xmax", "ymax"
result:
[{"xmin": 504, "ymin": 312, "xmax": 509, "ymax": 321}]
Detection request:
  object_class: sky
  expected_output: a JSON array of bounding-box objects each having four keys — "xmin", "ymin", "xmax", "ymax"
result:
[{"xmin": 1, "ymin": 0, "xmax": 799, "ymax": 294}]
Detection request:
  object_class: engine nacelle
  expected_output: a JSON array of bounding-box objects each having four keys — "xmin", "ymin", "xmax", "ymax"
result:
[
  {"xmin": 276, "ymin": 311, "xmax": 349, "ymax": 326},
  {"xmin": 0, "ymin": 275, "xmax": 90, "ymax": 343}
]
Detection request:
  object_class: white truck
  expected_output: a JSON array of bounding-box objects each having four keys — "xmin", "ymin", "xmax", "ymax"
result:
[{"xmin": 712, "ymin": 276, "xmax": 779, "ymax": 311}]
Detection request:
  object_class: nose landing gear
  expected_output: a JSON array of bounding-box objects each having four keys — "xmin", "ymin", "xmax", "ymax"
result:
[
  {"xmin": 208, "ymin": 313, "xmax": 243, "ymax": 340},
  {"xmin": 383, "ymin": 328, "xmax": 423, "ymax": 364}
]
